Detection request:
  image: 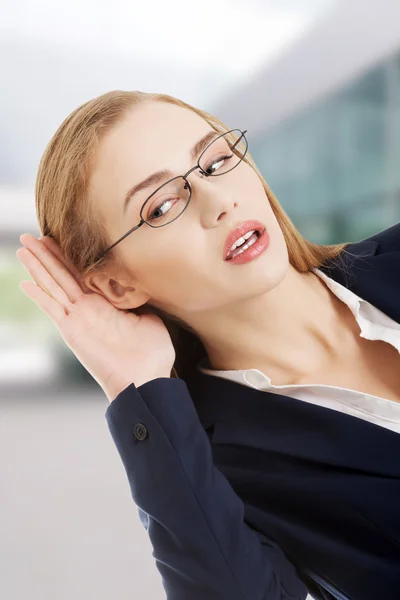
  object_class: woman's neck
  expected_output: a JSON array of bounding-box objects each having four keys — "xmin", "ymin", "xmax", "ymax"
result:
[{"xmin": 193, "ymin": 265, "xmax": 357, "ymax": 385}]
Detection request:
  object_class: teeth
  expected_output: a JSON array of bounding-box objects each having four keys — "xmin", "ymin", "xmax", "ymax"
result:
[
  {"xmin": 230, "ymin": 234, "xmax": 258, "ymax": 258},
  {"xmin": 229, "ymin": 229, "xmax": 256, "ymax": 253}
]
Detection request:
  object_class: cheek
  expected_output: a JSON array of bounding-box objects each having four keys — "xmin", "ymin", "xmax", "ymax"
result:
[
  {"xmin": 136, "ymin": 242, "xmax": 221, "ymax": 311},
  {"xmin": 144, "ymin": 247, "xmax": 204, "ymax": 292}
]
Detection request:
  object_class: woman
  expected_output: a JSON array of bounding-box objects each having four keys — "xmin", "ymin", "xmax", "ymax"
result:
[{"xmin": 16, "ymin": 90, "xmax": 400, "ymax": 600}]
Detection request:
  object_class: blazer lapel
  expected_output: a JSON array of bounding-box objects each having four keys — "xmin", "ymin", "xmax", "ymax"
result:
[{"xmin": 192, "ymin": 373, "xmax": 400, "ymax": 478}]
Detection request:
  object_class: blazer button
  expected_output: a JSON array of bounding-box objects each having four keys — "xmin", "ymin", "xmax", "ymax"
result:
[{"xmin": 134, "ymin": 422, "xmax": 148, "ymax": 442}]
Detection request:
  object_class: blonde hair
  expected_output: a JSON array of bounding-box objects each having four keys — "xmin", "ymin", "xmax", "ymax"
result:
[{"xmin": 35, "ymin": 90, "xmax": 350, "ymax": 381}]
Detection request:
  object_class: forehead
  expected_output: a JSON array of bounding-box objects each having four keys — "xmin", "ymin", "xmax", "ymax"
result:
[
  {"xmin": 103, "ymin": 101, "xmax": 210, "ymax": 164},
  {"xmin": 88, "ymin": 101, "xmax": 211, "ymax": 215}
]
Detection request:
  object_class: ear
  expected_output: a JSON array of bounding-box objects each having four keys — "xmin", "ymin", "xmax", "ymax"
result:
[{"xmin": 82, "ymin": 269, "xmax": 151, "ymax": 311}]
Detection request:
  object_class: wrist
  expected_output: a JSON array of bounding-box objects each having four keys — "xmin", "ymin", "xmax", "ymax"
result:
[{"xmin": 106, "ymin": 374, "xmax": 171, "ymax": 403}]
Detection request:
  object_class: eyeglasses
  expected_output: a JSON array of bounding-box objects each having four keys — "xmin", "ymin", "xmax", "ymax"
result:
[{"xmin": 96, "ymin": 128, "xmax": 248, "ymax": 260}]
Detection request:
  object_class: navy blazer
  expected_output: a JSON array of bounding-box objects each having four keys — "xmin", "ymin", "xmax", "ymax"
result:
[{"xmin": 105, "ymin": 221, "xmax": 400, "ymax": 600}]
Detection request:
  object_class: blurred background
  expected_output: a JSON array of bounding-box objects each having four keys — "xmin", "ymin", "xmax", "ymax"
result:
[{"xmin": 1, "ymin": 0, "xmax": 399, "ymax": 598}]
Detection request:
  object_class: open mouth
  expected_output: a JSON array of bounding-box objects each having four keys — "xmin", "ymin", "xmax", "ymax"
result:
[{"xmin": 225, "ymin": 228, "xmax": 264, "ymax": 261}]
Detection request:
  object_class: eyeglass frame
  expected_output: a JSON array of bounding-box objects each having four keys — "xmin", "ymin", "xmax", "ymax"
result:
[{"xmin": 96, "ymin": 128, "xmax": 248, "ymax": 261}]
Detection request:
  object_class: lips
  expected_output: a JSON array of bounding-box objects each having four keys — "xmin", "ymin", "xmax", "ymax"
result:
[{"xmin": 223, "ymin": 219, "xmax": 266, "ymax": 261}]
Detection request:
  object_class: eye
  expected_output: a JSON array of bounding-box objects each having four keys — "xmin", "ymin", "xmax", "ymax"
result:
[{"xmin": 203, "ymin": 153, "xmax": 233, "ymax": 175}]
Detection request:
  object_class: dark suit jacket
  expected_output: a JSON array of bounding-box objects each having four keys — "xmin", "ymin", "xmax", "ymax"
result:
[{"xmin": 105, "ymin": 221, "xmax": 400, "ymax": 600}]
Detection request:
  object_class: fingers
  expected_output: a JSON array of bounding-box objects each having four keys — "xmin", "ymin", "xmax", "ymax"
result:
[
  {"xmin": 19, "ymin": 279, "xmax": 67, "ymax": 324},
  {"xmin": 18, "ymin": 234, "xmax": 84, "ymax": 305},
  {"xmin": 17, "ymin": 245, "xmax": 75, "ymax": 312},
  {"xmin": 38, "ymin": 235, "xmax": 93, "ymax": 295},
  {"xmin": 38, "ymin": 235, "xmax": 78, "ymax": 275}
]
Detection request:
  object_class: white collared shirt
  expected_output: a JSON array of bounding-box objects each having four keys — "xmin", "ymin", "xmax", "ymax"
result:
[{"xmin": 197, "ymin": 268, "xmax": 400, "ymax": 434}]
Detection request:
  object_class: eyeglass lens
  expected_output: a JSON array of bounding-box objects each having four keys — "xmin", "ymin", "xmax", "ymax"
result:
[{"xmin": 140, "ymin": 130, "xmax": 247, "ymax": 228}]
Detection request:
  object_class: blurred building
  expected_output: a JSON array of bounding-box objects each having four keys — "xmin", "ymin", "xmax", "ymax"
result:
[{"xmin": 212, "ymin": 0, "xmax": 400, "ymax": 244}]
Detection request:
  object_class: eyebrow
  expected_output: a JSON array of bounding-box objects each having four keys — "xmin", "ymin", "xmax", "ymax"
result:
[{"xmin": 122, "ymin": 130, "xmax": 220, "ymax": 215}]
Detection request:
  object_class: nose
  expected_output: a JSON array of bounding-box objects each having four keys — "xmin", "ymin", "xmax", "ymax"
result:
[{"xmin": 189, "ymin": 170, "xmax": 238, "ymax": 226}]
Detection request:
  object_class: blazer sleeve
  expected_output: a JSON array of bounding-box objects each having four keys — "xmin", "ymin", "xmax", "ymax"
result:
[{"xmin": 104, "ymin": 377, "xmax": 308, "ymax": 600}]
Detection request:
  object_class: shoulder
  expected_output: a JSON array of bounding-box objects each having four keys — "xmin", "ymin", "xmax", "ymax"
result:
[
  {"xmin": 318, "ymin": 220, "xmax": 400, "ymax": 298},
  {"xmin": 358, "ymin": 221, "xmax": 400, "ymax": 255},
  {"xmin": 327, "ymin": 220, "xmax": 400, "ymax": 267}
]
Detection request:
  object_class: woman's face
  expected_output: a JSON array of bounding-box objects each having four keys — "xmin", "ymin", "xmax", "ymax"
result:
[{"xmin": 87, "ymin": 101, "xmax": 289, "ymax": 319}]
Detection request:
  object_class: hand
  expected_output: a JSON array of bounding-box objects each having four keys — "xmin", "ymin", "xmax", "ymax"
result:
[{"xmin": 16, "ymin": 234, "xmax": 175, "ymax": 402}]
